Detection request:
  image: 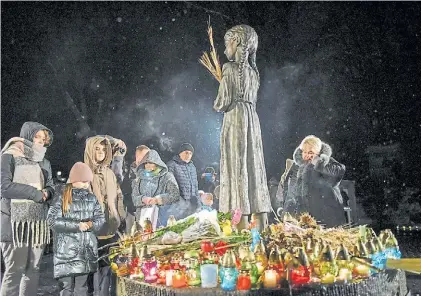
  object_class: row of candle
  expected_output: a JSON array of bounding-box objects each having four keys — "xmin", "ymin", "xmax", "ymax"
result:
[{"xmin": 121, "ymin": 229, "xmax": 400, "ymax": 290}]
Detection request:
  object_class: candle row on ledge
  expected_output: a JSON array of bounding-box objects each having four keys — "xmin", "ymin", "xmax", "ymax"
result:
[{"xmin": 117, "ymin": 228, "xmax": 401, "ymax": 291}]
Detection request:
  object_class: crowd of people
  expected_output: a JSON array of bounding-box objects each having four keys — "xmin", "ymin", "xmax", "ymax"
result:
[{"xmin": 0, "ymin": 121, "xmax": 346, "ymax": 296}]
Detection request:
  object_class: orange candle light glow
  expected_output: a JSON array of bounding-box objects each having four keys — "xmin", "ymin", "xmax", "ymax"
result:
[
  {"xmin": 263, "ymin": 270, "xmax": 278, "ymax": 289},
  {"xmin": 172, "ymin": 269, "xmax": 187, "ymax": 288}
]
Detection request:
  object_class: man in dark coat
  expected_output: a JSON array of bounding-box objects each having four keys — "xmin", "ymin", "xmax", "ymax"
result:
[
  {"xmin": 166, "ymin": 143, "xmax": 200, "ymax": 220},
  {"xmin": 282, "ymin": 135, "xmax": 346, "ymax": 227}
]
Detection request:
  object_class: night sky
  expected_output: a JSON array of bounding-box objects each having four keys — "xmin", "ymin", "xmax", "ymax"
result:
[{"xmin": 1, "ymin": 1, "xmax": 420, "ymax": 185}]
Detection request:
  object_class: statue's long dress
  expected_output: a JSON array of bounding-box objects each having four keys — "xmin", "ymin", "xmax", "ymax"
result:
[{"xmin": 214, "ymin": 62, "xmax": 271, "ymax": 215}]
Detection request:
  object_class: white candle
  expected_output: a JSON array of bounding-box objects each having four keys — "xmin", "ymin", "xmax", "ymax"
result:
[
  {"xmin": 263, "ymin": 270, "xmax": 278, "ymax": 289},
  {"xmin": 166, "ymin": 270, "xmax": 173, "ymax": 286}
]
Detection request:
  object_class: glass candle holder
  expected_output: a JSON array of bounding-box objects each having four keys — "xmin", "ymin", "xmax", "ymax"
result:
[
  {"xmin": 219, "ymin": 267, "xmax": 239, "ymax": 291},
  {"xmin": 186, "ymin": 260, "xmax": 201, "ymax": 286},
  {"xmin": 129, "ymin": 266, "xmax": 144, "ymax": 281},
  {"xmin": 171, "ymin": 255, "xmax": 182, "ymax": 270},
  {"xmin": 384, "ymin": 247, "xmax": 402, "ymax": 260},
  {"xmin": 263, "ymin": 269, "xmax": 279, "ymax": 289},
  {"xmin": 337, "ymin": 267, "xmax": 353, "ymax": 282},
  {"xmin": 237, "ymin": 270, "xmax": 252, "ymax": 291},
  {"xmin": 370, "ymin": 251, "xmax": 387, "ymax": 271},
  {"xmin": 352, "ymin": 262, "xmax": 371, "ymax": 278},
  {"xmin": 319, "ymin": 262, "xmax": 337, "ymax": 284},
  {"xmin": 172, "ymin": 269, "xmax": 187, "ymax": 288},
  {"xmin": 336, "ymin": 260, "xmax": 353, "ymax": 283},
  {"xmin": 250, "ymin": 264, "xmax": 259, "ymax": 289},
  {"xmin": 200, "ymin": 264, "xmax": 218, "ymax": 288},
  {"xmin": 141, "ymin": 256, "xmax": 158, "ymax": 283},
  {"xmin": 290, "ymin": 266, "xmax": 311, "ymax": 285},
  {"xmin": 165, "ymin": 270, "xmax": 173, "ymax": 287},
  {"xmin": 157, "ymin": 260, "xmax": 170, "ymax": 285}
]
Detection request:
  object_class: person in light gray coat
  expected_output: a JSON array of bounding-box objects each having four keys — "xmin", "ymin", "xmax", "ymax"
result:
[
  {"xmin": 0, "ymin": 121, "xmax": 55, "ymax": 296},
  {"xmin": 131, "ymin": 150, "xmax": 180, "ymax": 227}
]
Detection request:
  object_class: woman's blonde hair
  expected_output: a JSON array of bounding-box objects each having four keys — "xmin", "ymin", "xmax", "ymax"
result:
[
  {"xmin": 42, "ymin": 130, "xmax": 51, "ymax": 146},
  {"xmin": 300, "ymin": 135, "xmax": 322, "ymax": 153}
]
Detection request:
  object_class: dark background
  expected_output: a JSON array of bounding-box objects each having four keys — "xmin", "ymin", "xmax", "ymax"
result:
[{"xmin": 2, "ymin": 1, "xmax": 421, "ymax": 225}]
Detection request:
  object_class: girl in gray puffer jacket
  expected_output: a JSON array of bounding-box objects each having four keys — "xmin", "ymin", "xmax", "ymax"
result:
[{"xmin": 47, "ymin": 162, "xmax": 105, "ymax": 296}]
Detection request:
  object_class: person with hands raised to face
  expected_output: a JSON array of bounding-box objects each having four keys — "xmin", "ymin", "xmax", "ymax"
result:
[
  {"xmin": 0, "ymin": 121, "xmax": 55, "ymax": 296},
  {"xmin": 47, "ymin": 162, "xmax": 105, "ymax": 296},
  {"xmin": 282, "ymin": 135, "xmax": 347, "ymax": 227}
]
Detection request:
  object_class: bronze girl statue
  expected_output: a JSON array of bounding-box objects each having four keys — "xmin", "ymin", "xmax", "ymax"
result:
[{"xmin": 214, "ymin": 25, "xmax": 271, "ymax": 231}]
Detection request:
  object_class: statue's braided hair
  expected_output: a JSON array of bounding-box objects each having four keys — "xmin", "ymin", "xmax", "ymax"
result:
[{"xmin": 224, "ymin": 25, "xmax": 259, "ymax": 99}]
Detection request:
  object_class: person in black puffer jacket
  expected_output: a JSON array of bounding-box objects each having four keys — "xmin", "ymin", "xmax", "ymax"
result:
[
  {"xmin": 47, "ymin": 162, "xmax": 105, "ymax": 295},
  {"xmin": 165, "ymin": 143, "xmax": 200, "ymax": 220}
]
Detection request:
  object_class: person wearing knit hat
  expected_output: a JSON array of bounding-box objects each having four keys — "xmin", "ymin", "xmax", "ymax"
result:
[
  {"xmin": 165, "ymin": 142, "xmax": 200, "ymax": 221},
  {"xmin": 47, "ymin": 162, "xmax": 105, "ymax": 295},
  {"xmin": 178, "ymin": 142, "xmax": 194, "ymax": 154},
  {"xmin": 69, "ymin": 162, "xmax": 94, "ymax": 184}
]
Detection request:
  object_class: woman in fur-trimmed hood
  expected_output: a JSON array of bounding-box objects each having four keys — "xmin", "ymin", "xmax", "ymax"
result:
[
  {"xmin": 282, "ymin": 135, "xmax": 346, "ymax": 227},
  {"xmin": 0, "ymin": 121, "xmax": 55, "ymax": 296}
]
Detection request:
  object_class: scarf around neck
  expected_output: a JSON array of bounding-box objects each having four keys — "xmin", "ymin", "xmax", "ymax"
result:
[
  {"xmin": 1, "ymin": 137, "xmax": 46, "ymax": 161},
  {"xmin": 1, "ymin": 137, "xmax": 49, "ymax": 248},
  {"xmin": 144, "ymin": 167, "xmax": 162, "ymax": 177}
]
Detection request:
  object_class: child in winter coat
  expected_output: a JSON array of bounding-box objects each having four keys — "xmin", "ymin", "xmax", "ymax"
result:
[{"xmin": 47, "ymin": 162, "xmax": 105, "ymax": 296}]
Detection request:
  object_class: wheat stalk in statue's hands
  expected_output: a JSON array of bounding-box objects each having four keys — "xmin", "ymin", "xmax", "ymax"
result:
[{"xmin": 199, "ymin": 23, "xmax": 222, "ymax": 83}]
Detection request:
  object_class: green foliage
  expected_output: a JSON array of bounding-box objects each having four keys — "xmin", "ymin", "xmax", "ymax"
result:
[{"xmin": 154, "ymin": 217, "xmax": 197, "ymax": 238}]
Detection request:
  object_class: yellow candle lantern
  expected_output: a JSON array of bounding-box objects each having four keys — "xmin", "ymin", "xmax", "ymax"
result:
[
  {"xmin": 263, "ymin": 269, "xmax": 279, "ymax": 289},
  {"xmin": 319, "ymin": 245, "xmax": 338, "ymax": 284},
  {"xmin": 279, "ymin": 248, "xmax": 293, "ymax": 267},
  {"xmin": 352, "ymin": 239, "xmax": 371, "ymax": 278},
  {"xmin": 378, "ymin": 229, "xmax": 389, "ymax": 246},
  {"xmin": 130, "ymin": 221, "xmax": 143, "ymax": 239},
  {"xmin": 366, "ymin": 239, "xmax": 378, "ymax": 256},
  {"xmin": 305, "ymin": 238, "xmax": 321, "ymax": 264},
  {"xmin": 335, "ymin": 244, "xmax": 353, "ymax": 282},
  {"xmin": 268, "ymin": 247, "xmax": 284, "ymax": 282},
  {"xmin": 172, "ymin": 268, "xmax": 187, "ymax": 288},
  {"xmin": 241, "ymin": 251, "xmax": 256, "ymax": 271},
  {"xmin": 253, "ymin": 241, "xmax": 268, "ymax": 275}
]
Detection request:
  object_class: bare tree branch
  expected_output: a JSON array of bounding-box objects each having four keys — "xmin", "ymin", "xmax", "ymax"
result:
[{"xmin": 47, "ymin": 60, "xmax": 92, "ymax": 137}]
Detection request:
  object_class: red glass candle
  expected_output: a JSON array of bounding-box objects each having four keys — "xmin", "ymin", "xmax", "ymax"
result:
[
  {"xmin": 290, "ymin": 266, "xmax": 311, "ymax": 285},
  {"xmin": 171, "ymin": 255, "xmax": 182, "ymax": 270},
  {"xmin": 237, "ymin": 270, "xmax": 252, "ymax": 290},
  {"xmin": 130, "ymin": 257, "xmax": 140, "ymax": 272},
  {"xmin": 157, "ymin": 260, "xmax": 170, "ymax": 285}
]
